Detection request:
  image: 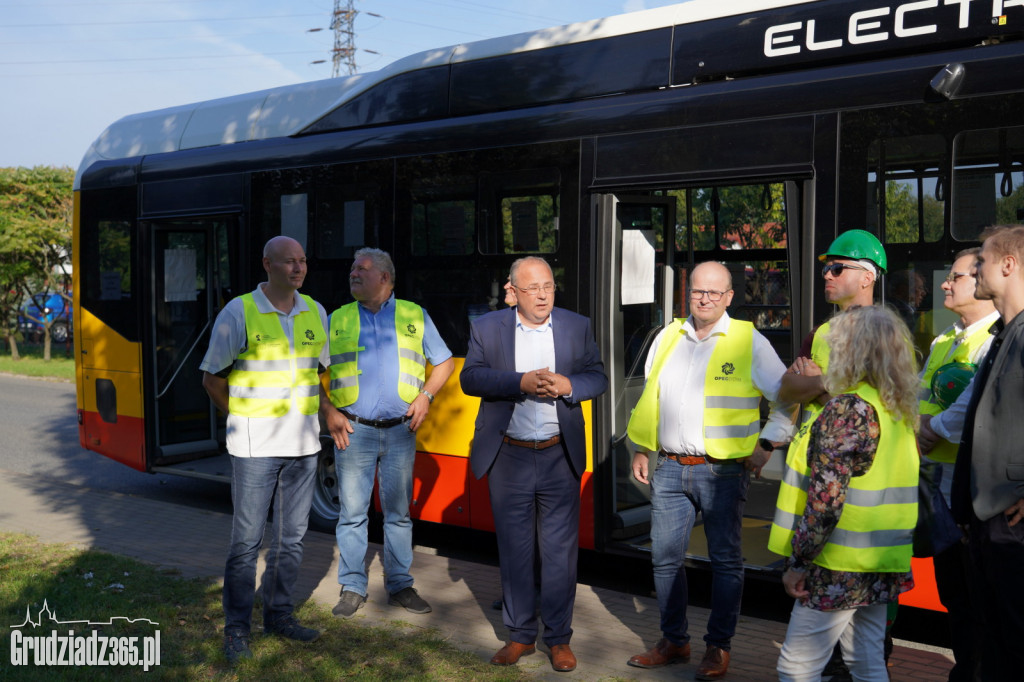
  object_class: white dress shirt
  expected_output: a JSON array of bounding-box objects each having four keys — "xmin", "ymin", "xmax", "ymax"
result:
[
  {"xmin": 507, "ymin": 311, "xmax": 561, "ymax": 441},
  {"xmin": 644, "ymin": 312, "xmax": 793, "ymax": 456}
]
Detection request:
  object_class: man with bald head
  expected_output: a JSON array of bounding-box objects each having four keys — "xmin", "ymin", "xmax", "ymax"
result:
[
  {"xmin": 200, "ymin": 236, "xmax": 330, "ymax": 664},
  {"xmin": 626, "ymin": 261, "xmax": 793, "ymax": 680}
]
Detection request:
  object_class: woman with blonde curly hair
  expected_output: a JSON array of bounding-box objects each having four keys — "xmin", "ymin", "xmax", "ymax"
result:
[{"xmin": 775, "ymin": 305, "xmax": 920, "ymax": 682}]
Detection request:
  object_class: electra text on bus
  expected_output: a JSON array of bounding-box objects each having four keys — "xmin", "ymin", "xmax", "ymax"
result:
[{"xmin": 765, "ymin": 1, "xmax": 1023, "ymax": 59}]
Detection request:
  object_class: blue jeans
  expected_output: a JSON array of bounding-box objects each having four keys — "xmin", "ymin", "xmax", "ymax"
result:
[
  {"xmin": 223, "ymin": 454, "xmax": 317, "ymax": 636},
  {"xmin": 649, "ymin": 454, "xmax": 748, "ymax": 651},
  {"xmin": 335, "ymin": 420, "xmax": 416, "ymax": 596}
]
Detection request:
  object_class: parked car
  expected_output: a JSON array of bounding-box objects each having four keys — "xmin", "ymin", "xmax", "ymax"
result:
[{"xmin": 18, "ymin": 292, "xmax": 72, "ymax": 343}]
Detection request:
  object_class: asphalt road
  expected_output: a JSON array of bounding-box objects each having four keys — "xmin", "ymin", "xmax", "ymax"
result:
[{"xmin": 0, "ymin": 373, "xmax": 232, "ymax": 515}]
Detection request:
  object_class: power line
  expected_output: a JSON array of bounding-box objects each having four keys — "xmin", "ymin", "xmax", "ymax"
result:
[
  {"xmin": 4, "ymin": 13, "xmax": 324, "ymax": 29},
  {"xmin": 0, "ymin": 50, "xmax": 319, "ymax": 67}
]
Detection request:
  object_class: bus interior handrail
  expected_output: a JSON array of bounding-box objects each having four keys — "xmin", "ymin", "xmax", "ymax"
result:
[{"xmin": 155, "ymin": 318, "xmax": 212, "ymax": 400}]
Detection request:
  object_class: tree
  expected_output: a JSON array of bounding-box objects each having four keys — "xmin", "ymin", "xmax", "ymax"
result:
[{"xmin": 0, "ymin": 166, "xmax": 75, "ymax": 360}]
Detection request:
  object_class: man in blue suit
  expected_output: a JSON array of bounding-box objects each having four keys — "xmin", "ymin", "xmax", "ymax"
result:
[{"xmin": 461, "ymin": 256, "xmax": 607, "ymax": 673}]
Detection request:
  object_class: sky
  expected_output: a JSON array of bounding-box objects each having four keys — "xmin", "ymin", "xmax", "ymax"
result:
[{"xmin": 0, "ymin": 0, "xmax": 683, "ymax": 170}]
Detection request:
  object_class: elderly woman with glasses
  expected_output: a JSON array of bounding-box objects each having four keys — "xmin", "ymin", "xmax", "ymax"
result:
[{"xmin": 769, "ymin": 305, "xmax": 919, "ymax": 682}]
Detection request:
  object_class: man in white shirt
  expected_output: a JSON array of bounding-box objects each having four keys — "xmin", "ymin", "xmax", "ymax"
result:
[
  {"xmin": 200, "ymin": 236, "xmax": 331, "ymax": 664},
  {"xmin": 918, "ymin": 249, "xmax": 998, "ymax": 462},
  {"xmin": 626, "ymin": 261, "xmax": 793, "ymax": 680},
  {"xmin": 916, "ymin": 248, "xmax": 997, "ymax": 682}
]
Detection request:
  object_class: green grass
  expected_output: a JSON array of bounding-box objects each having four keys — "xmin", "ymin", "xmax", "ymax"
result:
[
  {"xmin": 0, "ymin": 533, "xmax": 527, "ymax": 681},
  {"xmin": 0, "ymin": 344, "xmax": 74, "ymax": 381}
]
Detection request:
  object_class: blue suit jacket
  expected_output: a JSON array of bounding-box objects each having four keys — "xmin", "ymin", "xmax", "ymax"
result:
[{"xmin": 460, "ymin": 306, "xmax": 608, "ymax": 480}]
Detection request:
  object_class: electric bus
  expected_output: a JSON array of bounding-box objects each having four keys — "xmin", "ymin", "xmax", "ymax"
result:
[{"xmin": 74, "ymin": 0, "xmax": 1024, "ymax": 613}]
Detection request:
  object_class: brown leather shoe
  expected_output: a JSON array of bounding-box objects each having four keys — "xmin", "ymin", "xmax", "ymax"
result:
[
  {"xmin": 695, "ymin": 645, "xmax": 730, "ymax": 680},
  {"xmin": 550, "ymin": 644, "xmax": 577, "ymax": 672},
  {"xmin": 489, "ymin": 641, "xmax": 535, "ymax": 666},
  {"xmin": 627, "ymin": 637, "xmax": 691, "ymax": 668}
]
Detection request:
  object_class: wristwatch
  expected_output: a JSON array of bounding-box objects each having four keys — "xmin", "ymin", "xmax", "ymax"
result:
[
  {"xmin": 758, "ymin": 438, "xmax": 774, "ymax": 452},
  {"xmin": 419, "ymin": 389, "xmax": 435, "ymax": 403}
]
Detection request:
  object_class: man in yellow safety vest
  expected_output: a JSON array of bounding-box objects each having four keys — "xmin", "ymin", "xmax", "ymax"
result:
[
  {"xmin": 625, "ymin": 261, "xmax": 794, "ymax": 681},
  {"xmin": 916, "ymin": 247, "xmax": 997, "ymax": 681},
  {"xmin": 200, "ymin": 236, "xmax": 331, "ymax": 665},
  {"xmin": 322, "ymin": 248, "xmax": 454, "ymax": 620}
]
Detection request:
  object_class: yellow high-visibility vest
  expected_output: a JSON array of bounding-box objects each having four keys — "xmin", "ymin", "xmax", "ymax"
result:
[
  {"xmin": 918, "ymin": 323, "xmax": 991, "ymax": 463},
  {"xmin": 767, "ymin": 382, "xmax": 918, "ymax": 573},
  {"xmin": 783, "ymin": 321, "xmax": 833, "ymax": 498},
  {"xmin": 328, "ymin": 300, "xmax": 426, "ymax": 407},
  {"xmin": 227, "ymin": 293, "xmax": 326, "ymax": 418},
  {"xmin": 627, "ymin": 318, "xmax": 761, "ymax": 459}
]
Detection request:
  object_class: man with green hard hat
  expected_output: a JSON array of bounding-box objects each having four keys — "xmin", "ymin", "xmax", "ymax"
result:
[
  {"xmin": 771, "ymin": 229, "xmax": 889, "ymax": 677},
  {"xmin": 778, "ymin": 229, "xmax": 887, "ymax": 406}
]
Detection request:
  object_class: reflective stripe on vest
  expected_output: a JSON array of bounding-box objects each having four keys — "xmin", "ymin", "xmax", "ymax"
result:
[
  {"xmin": 227, "ymin": 293, "xmax": 326, "ymax": 418},
  {"xmin": 328, "ymin": 300, "xmax": 426, "ymax": 408},
  {"xmin": 917, "ymin": 324, "xmax": 991, "ymax": 463},
  {"xmin": 627, "ymin": 319, "xmax": 761, "ymax": 459},
  {"xmin": 767, "ymin": 382, "xmax": 918, "ymax": 573},
  {"xmin": 702, "ymin": 321, "xmax": 760, "ymax": 459}
]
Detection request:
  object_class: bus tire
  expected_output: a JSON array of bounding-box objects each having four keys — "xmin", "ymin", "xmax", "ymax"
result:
[{"xmin": 309, "ymin": 437, "xmax": 340, "ymax": 532}]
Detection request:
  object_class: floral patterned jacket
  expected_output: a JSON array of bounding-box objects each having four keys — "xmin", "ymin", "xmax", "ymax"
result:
[{"xmin": 786, "ymin": 393, "xmax": 914, "ymax": 611}]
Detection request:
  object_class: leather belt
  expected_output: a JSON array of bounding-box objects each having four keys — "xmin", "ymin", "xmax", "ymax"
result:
[
  {"xmin": 503, "ymin": 434, "xmax": 562, "ymax": 450},
  {"xmin": 341, "ymin": 409, "xmax": 410, "ymax": 429},
  {"xmin": 659, "ymin": 451, "xmax": 729, "ymax": 465}
]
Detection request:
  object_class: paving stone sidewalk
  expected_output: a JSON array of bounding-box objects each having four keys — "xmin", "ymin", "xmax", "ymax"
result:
[{"xmin": 0, "ymin": 468, "xmax": 954, "ymax": 680}]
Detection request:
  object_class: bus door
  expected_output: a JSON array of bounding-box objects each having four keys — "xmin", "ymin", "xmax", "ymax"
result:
[
  {"xmin": 146, "ymin": 218, "xmax": 234, "ymax": 467},
  {"xmin": 594, "ymin": 194, "xmax": 676, "ymax": 545}
]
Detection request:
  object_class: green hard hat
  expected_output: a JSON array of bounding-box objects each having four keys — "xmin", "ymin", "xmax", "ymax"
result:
[
  {"xmin": 818, "ymin": 229, "xmax": 888, "ymax": 273},
  {"xmin": 930, "ymin": 362, "xmax": 977, "ymax": 410}
]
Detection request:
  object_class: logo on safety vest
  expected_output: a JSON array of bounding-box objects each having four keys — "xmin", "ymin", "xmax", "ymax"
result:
[
  {"xmin": 305, "ymin": 329, "xmax": 315, "ymax": 340},
  {"xmin": 406, "ymin": 324, "xmax": 417, "ymax": 335},
  {"xmin": 713, "ymin": 362, "xmax": 741, "ymax": 382}
]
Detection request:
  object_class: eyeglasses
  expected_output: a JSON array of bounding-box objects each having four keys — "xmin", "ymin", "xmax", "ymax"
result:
[
  {"xmin": 689, "ymin": 289, "xmax": 730, "ymax": 302},
  {"xmin": 944, "ymin": 271, "xmax": 971, "ymax": 283},
  {"xmin": 514, "ymin": 283, "xmax": 555, "ymax": 296},
  {"xmin": 821, "ymin": 262, "xmax": 869, "ymax": 278}
]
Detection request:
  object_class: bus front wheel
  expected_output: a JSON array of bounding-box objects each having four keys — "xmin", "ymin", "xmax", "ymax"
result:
[{"xmin": 309, "ymin": 438, "xmax": 340, "ymax": 532}]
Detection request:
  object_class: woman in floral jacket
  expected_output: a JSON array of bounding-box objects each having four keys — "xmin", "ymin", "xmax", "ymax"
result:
[{"xmin": 776, "ymin": 305, "xmax": 920, "ymax": 682}]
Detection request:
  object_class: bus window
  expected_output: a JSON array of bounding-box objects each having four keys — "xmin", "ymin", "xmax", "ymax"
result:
[
  {"xmin": 98, "ymin": 221, "xmax": 134, "ymax": 301},
  {"xmin": 952, "ymin": 126, "xmax": 1024, "ymax": 241},
  {"xmin": 865, "ymin": 135, "xmax": 946, "ymax": 245},
  {"xmin": 282, "ymin": 194, "xmax": 309, "ymax": 250},
  {"xmin": 483, "ymin": 168, "xmax": 560, "ymax": 255},
  {"xmin": 79, "ymin": 186, "xmax": 137, "ymax": 341},
  {"xmin": 316, "ymin": 183, "xmax": 382, "ymax": 260},
  {"xmin": 663, "ymin": 182, "xmax": 793, "ymax": 351},
  {"xmin": 616, "ymin": 200, "xmax": 672, "ymax": 379},
  {"xmin": 410, "ymin": 179, "xmax": 476, "ymax": 257},
  {"xmin": 885, "ymin": 265, "xmax": 936, "ymax": 353}
]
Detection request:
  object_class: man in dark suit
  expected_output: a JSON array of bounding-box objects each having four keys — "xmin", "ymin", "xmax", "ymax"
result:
[{"xmin": 461, "ymin": 256, "xmax": 607, "ymax": 673}]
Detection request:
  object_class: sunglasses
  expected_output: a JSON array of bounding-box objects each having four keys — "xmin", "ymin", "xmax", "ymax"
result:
[{"xmin": 821, "ymin": 262, "xmax": 869, "ymax": 277}]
